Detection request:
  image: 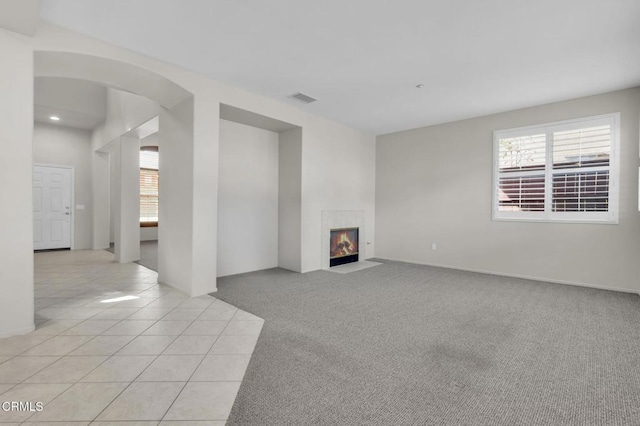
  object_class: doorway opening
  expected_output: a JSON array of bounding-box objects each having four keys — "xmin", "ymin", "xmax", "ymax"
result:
[{"xmin": 106, "ymin": 116, "xmax": 160, "ymax": 271}]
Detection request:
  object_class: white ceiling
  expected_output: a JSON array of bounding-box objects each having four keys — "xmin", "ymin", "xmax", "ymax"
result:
[
  {"xmin": 0, "ymin": 0, "xmax": 39, "ymax": 36},
  {"xmin": 34, "ymin": 77, "xmax": 107, "ymax": 130},
  {"xmin": 125, "ymin": 116, "xmax": 159, "ymax": 140},
  {"xmin": 40, "ymin": 0, "xmax": 640, "ymax": 135}
]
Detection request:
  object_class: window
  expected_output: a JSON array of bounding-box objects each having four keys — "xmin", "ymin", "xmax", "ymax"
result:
[
  {"xmin": 140, "ymin": 147, "xmax": 159, "ymax": 226},
  {"xmin": 493, "ymin": 113, "xmax": 619, "ymax": 223}
]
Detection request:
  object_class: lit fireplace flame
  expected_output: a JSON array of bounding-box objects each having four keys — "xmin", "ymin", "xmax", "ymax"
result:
[{"xmin": 330, "ymin": 229, "xmax": 358, "ymax": 259}]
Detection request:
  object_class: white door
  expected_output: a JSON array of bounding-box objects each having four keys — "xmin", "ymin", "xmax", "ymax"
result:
[{"xmin": 33, "ymin": 165, "xmax": 72, "ymax": 250}]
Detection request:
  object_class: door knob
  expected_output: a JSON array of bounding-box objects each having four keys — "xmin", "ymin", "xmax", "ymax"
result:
[{"xmin": 65, "ymin": 212, "xmax": 70, "ymax": 216}]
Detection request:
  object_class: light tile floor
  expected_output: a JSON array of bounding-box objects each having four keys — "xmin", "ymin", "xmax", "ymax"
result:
[{"xmin": 0, "ymin": 249, "xmax": 263, "ymax": 425}]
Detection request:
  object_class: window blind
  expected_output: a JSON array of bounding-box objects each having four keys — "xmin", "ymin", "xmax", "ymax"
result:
[
  {"xmin": 493, "ymin": 114, "xmax": 618, "ymax": 223},
  {"xmin": 140, "ymin": 149, "xmax": 158, "ymax": 224},
  {"xmin": 552, "ymin": 125, "xmax": 610, "ymax": 213},
  {"xmin": 497, "ymin": 133, "xmax": 546, "ymax": 213}
]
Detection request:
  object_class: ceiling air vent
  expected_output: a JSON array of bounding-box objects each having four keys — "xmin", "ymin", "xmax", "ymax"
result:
[{"xmin": 289, "ymin": 92, "xmax": 317, "ymax": 104}]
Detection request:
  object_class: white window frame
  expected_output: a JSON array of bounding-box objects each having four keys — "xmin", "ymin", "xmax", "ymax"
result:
[{"xmin": 492, "ymin": 113, "xmax": 620, "ymax": 224}]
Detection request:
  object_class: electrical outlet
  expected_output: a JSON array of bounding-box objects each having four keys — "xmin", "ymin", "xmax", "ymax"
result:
[{"xmin": 431, "ymin": 243, "xmax": 437, "ymax": 250}]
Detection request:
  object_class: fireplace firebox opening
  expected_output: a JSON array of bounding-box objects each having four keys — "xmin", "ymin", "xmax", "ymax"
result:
[{"xmin": 330, "ymin": 227, "xmax": 359, "ymax": 267}]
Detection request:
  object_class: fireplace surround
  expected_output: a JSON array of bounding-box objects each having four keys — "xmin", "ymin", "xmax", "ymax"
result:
[
  {"xmin": 321, "ymin": 210, "xmax": 366, "ymax": 269},
  {"xmin": 330, "ymin": 227, "xmax": 359, "ymax": 267}
]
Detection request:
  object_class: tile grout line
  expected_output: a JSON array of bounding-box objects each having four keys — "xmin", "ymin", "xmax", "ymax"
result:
[
  {"xmin": 13, "ymin": 268, "xmax": 168, "ymax": 423},
  {"xmin": 159, "ymin": 309, "xmax": 225, "ymax": 423},
  {"xmin": 154, "ymin": 304, "xmax": 258, "ymax": 422},
  {"xmin": 16, "ymin": 298, "xmax": 165, "ymax": 422},
  {"xmin": 22, "ymin": 312, "xmax": 178, "ymax": 422},
  {"xmin": 87, "ymin": 295, "xmax": 211, "ymax": 423},
  {"xmin": 5, "ymin": 253, "xmax": 256, "ymax": 424}
]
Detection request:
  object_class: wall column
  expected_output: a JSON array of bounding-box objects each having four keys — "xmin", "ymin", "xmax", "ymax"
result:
[
  {"xmin": 191, "ymin": 96, "xmax": 220, "ymax": 295},
  {"xmin": 92, "ymin": 150, "xmax": 110, "ymax": 249},
  {"xmin": 114, "ymin": 136, "xmax": 141, "ymax": 263},
  {"xmin": 158, "ymin": 99, "xmax": 194, "ymax": 293},
  {"xmin": 158, "ymin": 96, "xmax": 219, "ymax": 296},
  {"xmin": 278, "ymin": 127, "xmax": 303, "ymax": 272},
  {"xmin": 0, "ymin": 31, "xmax": 34, "ymax": 337}
]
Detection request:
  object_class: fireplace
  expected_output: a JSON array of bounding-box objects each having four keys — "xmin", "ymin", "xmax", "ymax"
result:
[{"xmin": 330, "ymin": 227, "xmax": 359, "ymax": 267}]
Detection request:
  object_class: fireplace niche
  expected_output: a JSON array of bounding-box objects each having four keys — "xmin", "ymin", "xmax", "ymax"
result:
[{"xmin": 330, "ymin": 227, "xmax": 359, "ymax": 267}]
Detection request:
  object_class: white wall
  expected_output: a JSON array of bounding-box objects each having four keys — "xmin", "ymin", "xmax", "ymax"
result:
[
  {"xmin": 376, "ymin": 87, "xmax": 640, "ymax": 293},
  {"xmin": 278, "ymin": 127, "xmax": 302, "ymax": 272},
  {"xmin": 113, "ymin": 136, "xmax": 141, "ymax": 262},
  {"xmin": 33, "ymin": 122, "xmax": 93, "ymax": 249},
  {"xmin": 189, "ymin": 96, "xmax": 220, "ymax": 296},
  {"xmin": 92, "ymin": 147, "xmax": 109, "ymax": 249},
  {"xmin": 217, "ymin": 119, "xmax": 279, "ymax": 277},
  {"xmin": 109, "ymin": 141, "xmax": 117, "ymax": 245},
  {"xmin": 301, "ymin": 123, "xmax": 377, "ymax": 271},
  {"xmin": 157, "ymin": 98, "xmax": 195, "ymax": 293},
  {"xmin": 0, "ymin": 29, "xmax": 34, "ymax": 337},
  {"xmin": 94, "ymin": 88, "xmax": 163, "ymax": 148},
  {"xmin": 140, "ymin": 227, "xmax": 158, "ymax": 241}
]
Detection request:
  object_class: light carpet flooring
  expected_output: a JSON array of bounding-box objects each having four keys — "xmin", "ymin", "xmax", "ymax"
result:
[
  {"xmin": 0, "ymin": 249, "xmax": 263, "ymax": 424},
  {"xmin": 215, "ymin": 261, "xmax": 640, "ymax": 425}
]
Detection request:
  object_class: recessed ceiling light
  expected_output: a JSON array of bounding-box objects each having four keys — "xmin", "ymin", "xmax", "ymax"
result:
[
  {"xmin": 416, "ymin": 84, "xmax": 424, "ymax": 89},
  {"xmin": 49, "ymin": 116, "xmax": 60, "ymax": 121}
]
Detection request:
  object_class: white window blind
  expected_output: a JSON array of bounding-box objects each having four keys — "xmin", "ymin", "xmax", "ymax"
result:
[
  {"xmin": 552, "ymin": 125, "xmax": 610, "ymax": 213},
  {"xmin": 140, "ymin": 149, "xmax": 158, "ymax": 224},
  {"xmin": 493, "ymin": 113, "xmax": 619, "ymax": 223},
  {"xmin": 497, "ymin": 133, "xmax": 546, "ymax": 213}
]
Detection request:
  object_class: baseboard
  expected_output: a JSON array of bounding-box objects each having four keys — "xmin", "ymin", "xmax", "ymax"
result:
[
  {"xmin": 157, "ymin": 276, "xmax": 190, "ymax": 296},
  {"xmin": 0, "ymin": 323, "xmax": 35, "ymax": 339},
  {"xmin": 377, "ymin": 257, "xmax": 639, "ymax": 295}
]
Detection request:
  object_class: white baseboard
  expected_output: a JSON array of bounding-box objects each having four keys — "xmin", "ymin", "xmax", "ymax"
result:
[
  {"xmin": 157, "ymin": 276, "xmax": 192, "ymax": 296},
  {"xmin": 0, "ymin": 323, "xmax": 36, "ymax": 339},
  {"xmin": 378, "ymin": 257, "xmax": 639, "ymax": 295}
]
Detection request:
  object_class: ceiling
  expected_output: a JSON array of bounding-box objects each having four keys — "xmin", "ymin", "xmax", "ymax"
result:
[
  {"xmin": 34, "ymin": 77, "xmax": 107, "ymax": 130},
  {"xmin": 39, "ymin": 0, "xmax": 640, "ymax": 135},
  {"xmin": 125, "ymin": 116, "xmax": 159, "ymax": 140},
  {"xmin": 0, "ymin": 0, "xmax": 38, "ymax": 36}
]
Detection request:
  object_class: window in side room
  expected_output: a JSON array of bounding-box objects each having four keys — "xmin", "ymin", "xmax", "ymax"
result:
[{"xmin": 140, "ymin": 146, "xmax": 159, "ymax": 227}]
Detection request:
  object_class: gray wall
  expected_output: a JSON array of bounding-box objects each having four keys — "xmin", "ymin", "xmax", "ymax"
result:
[
  {"xmin": 376, "ymin": 87, "xmax": 640, "ymax": 293},
  {"xmin": 33, "ymin": 122, "xmax": 93, "ymax": 250}
]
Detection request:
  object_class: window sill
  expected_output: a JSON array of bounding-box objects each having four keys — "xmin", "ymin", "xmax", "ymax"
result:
[
  {"xmin": 492, "ymin": 216, "xmax": 618, "ymax": 225},
  {"xmin": 140, "ymin": 222, "xmax": 158, "ymax": 228}
]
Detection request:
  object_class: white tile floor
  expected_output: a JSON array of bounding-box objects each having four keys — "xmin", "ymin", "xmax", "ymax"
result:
[{"xmin": 0, "ymin": 249, "xmax": 263, "ymax": 425}]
